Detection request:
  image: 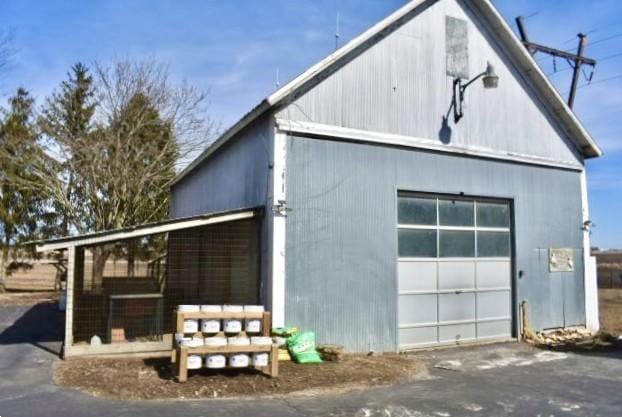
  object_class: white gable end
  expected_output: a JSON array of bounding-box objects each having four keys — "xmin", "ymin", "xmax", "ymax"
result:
[{"xmin": 276, "ymin": 0, "xmax": 583, "ymax": 167}]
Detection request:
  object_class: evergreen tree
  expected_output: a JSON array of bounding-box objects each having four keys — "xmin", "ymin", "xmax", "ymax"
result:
[
  {"xmin": 39, "ymin": 62, "xmax": 96, "ymax": 236},
  {"xmin": 0, "ymin": 88, "xmax": 44, "ymax": 289}
]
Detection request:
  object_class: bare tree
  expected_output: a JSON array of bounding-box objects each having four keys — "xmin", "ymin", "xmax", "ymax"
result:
[
  {"xmin": 11, "ymin": 59, "xmax": 216, "ymax": 283},
  {"xmin": 0, "ymin": 30, "xmax": 14, "ymax": 77}
]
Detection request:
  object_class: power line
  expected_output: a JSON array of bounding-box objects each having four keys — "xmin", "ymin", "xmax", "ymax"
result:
[
  {"xmin": 562, "ymin": 74, "xmax": 622, "ymax": 94},
  {"xmin": 590, "ymin": 32, "xmax": 622, "ymax": 47}
]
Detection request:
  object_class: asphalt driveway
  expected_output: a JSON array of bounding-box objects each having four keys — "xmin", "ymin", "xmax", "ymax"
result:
[{"xmin": 1, "ymin": 302, "xmax": 621, "ymax": 417}]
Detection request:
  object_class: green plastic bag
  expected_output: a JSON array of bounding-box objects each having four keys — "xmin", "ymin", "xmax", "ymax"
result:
[
  {"xmin": 286, "ymin": 331, "xmax": 323, "ymax": 364},
  {"xmin": 272, "ymin": 326, "xmax": 299, "ymax": 337}
]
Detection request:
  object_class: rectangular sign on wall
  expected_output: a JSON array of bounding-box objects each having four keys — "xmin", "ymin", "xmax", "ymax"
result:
[
  {"xmin": 549, "ymin": 248, "xmax": 575, "ymax": 272},
  {"xmin": 446, "ymin": 16, "xmax": 469, "ymax": 79}
]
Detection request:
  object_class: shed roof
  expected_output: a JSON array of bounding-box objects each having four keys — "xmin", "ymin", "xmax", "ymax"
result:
[
  {"xmin": 35, "ymin": 207, "xmax": 262, "ymax": 252},
  {"xmin": 171, "ymin": 0, "xmax": 601, "ymax": 187}
]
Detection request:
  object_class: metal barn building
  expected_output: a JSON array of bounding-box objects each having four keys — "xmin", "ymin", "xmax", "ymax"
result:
[
  {"xmin": 38, "ymin": 0, "xmax": 602, "ymax": 356},
  {"xmin": 170, "ymin": 0, "xmax": 601, "ymax": 352}
]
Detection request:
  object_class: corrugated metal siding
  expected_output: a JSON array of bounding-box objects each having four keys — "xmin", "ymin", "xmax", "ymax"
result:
[
  {"xmin": 170, "ymin": 114, "xmax": 272, "ymax": 304},
  {"xmin": 170, "ymin": 115, "xmax": 271, "ymax": 218},
  {"xmin": 276, "ymin": 0, "xmax": 582, "ymax": 167},
  {"xmin": 285, "ymin": 136, "xmax": 584, "ymax": 352}
]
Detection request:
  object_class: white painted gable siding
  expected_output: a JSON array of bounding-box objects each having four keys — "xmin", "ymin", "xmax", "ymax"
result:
[{"xmin": 276, "ymin": 0, "xmax": 582, "ymax": 167}]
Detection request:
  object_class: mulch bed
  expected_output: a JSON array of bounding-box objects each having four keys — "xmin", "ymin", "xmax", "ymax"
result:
[
  {"xmin": 54, "ymin": 354, "xmax": 425, "ymax": 400},
  {"xmin": 0, "ymin": 291, "xmax": 59, "ymax": 306}
]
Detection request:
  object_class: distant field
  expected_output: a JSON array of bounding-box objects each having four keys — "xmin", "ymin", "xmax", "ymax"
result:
[
  {"xmin": 599, "ymin": 289, "xmax": 622, "ymax": 335},
  {"xmin": 594, "ymin": 251, "xmax": 622, "ymax": 289}
]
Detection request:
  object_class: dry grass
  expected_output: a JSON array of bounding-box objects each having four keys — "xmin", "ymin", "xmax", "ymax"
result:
[
  {"xmin": 54, "ymin": 354, "xmax": 425, "ymax": 400},
  {"xmin": 599, "ymin": 289, "xmax": 622, "ymax": 335},
  {"xmin": 0, "ymin": 291, "xmax": 59, "ymax": 306}
]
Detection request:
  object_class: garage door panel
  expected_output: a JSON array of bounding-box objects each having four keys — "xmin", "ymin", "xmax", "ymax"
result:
[
  {"xmin": 477, "ymin": 320, "xmax": 512, "ymax": 339},
  {"xmin": 398, "ymin": 294, "xmax": 437, "ymax": 324},
  {"xmin": 439, "ymin": 292, "xmax": 475, "ymax": 322},
  {"xmin": 398, "ymin": 261, "xmax": 436, "ymax": 292},
  {"xmin": 478, "ymin": 261, "xmax": 511, "ymax": 288},
  {"xmin": 439, "ymin": 323, "xmax": 476, "ymax": 343},
  {"xmin": 438, "ymin": 261, "xmax": 475, "ymax": 290},
  {"xmin": 399, "ymin": 326, "xmax": 438, "ymax": 346},
  {"xmin": 397, "ymin": 194, "xmax": 513, "ymax": 349},
  {"xmin": 477, "ymin": 291, "xmax": 511, "ymax": 319}
]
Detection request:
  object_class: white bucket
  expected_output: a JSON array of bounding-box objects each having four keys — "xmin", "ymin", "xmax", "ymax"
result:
[
  {"xmin": 224, "ymin": 319, "xmax": 242, "ymax": 333},
  {"xmin": 243, "ymin": 305, "xmax": 264, "ymax": 312},
  {"xmin": 201, "ymin": 319, "xmax": 221, "ymax": 333},
  {"xmin": 183, "ymin": 319, "xmax": 199, "ymax": 333},
  {"xmin": 230, "ymin": 353, "xmax": 250, "ymax": 367},
  {"xmin": 252, "ymin": 352, "xmax": 269, "ymax": 367},
  {"xmin": 222, "ymin": 305, "xmax": 244, "ymax": 312},
  {"xmin": 187, "ymin": 355, "xmax": 203, "ymax": 370},
  {"xmin": 180, "ymin": 337, "xmax": 204, "ymax": 347},
  {"xmin": 204, "ymin": 336, "xmax": 227, "ymax": 347},
  {"xmin": 178, "ymin": 305, "xmax": 200, "ymax": 312},
  {"xmin": 200, "ymin": 304, "xmax": 222, "ymax": 312},
  {"xmin": 245, "ymin": 319, "xmax": 262, "ymax": 333},
  {"xmin": 250, "ymin": 336, "xmax": 272, "ymax": 346},
  {"xmin": 205, "ymin": 354, "xmax": 226, "ymax": 369},
  {"xmin": 177, "ymin": 336, "xmax": 192, "ymax": 346},
  {"xmin": 228, "ymin": 336, "xmax": 250, "ymax": 346}
]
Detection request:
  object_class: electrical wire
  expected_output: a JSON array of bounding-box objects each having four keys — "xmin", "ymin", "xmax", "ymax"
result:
[{"xmin": 561, "ymin": 74, "xmax": 622, "ymax": 94}]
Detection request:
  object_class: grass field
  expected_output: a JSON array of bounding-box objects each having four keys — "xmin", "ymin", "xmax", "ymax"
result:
[{"xmin": 599, "ymin": 289, "xmax": 622, "ymax": 335}]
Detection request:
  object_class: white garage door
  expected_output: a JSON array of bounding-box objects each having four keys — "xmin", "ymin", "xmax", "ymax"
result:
[{"xmin": 397, "ymin": 193, "xmax": 513, "ymax": 349}]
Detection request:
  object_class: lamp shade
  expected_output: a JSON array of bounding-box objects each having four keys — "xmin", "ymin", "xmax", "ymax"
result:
[{"xmin": 482, "ymin": 62, "xmax": 499, "ymax": 89}]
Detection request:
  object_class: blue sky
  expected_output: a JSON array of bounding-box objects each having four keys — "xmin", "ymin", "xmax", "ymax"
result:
[{"xmin": 0, "ymin": 1, "xmax": 620, "ymax": 248}]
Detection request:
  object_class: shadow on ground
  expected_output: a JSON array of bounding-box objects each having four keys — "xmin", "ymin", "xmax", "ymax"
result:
[{"xmin": 0, "ymin": 302, "xmax": 63, "ymax": 356}]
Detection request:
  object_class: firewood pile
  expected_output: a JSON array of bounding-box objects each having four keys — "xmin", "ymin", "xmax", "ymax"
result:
[{"xmin": 317, "ymin": 344, "xmax": 344, "ymax": 362}]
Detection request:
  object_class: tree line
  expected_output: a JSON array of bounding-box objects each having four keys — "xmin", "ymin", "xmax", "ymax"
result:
[{"xmin": 0, "ymin": 59, "xmax": 216, "ymax": 289}]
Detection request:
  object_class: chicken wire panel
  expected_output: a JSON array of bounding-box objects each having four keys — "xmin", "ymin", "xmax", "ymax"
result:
[{"xmin": 71, "ymin": 217, "xmax": 260, "ymax": 346}]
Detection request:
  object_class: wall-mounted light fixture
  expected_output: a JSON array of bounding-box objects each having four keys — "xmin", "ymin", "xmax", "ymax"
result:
[{"xmin": 453, "ymin": 61, "xmax": 499, "ymax": 122}]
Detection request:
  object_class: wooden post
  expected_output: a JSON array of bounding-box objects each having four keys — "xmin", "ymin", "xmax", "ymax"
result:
[
  {"xmin": 171, "ymin": 310, "xmax": 178, "ymax": 363},
  {"xmin": 270, "ymin": 344, "xmax": 279, "ymax": 377},
  {"xmin": 178, "ymin": 347, "xmax": 188, "ymax": 382},
  {"xmin": 63, "ymin": 246, "xmax": 76, "ymax": 358},
  {"xmin": 262, "ymin": 312, "xmax": 272, "ymax": 337}
]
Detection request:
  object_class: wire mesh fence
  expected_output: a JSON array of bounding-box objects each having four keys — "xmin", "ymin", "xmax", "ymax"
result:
[{"xmin": 71, "ymin": 217, "xmax": 260, "ymax": 346}]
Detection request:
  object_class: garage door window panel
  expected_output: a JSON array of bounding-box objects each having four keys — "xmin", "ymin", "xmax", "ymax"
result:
[
  {"xmin": 477, "ymin": 202, "xmax": 510, "ymax": 228},
  {"xmin": 439, "ymin": 230, "xmax": 475, "ymax": 258},
  {"xmin": 439, "ymin": 199, "xmax": 474, "ymax": 227},
  {"xmin": 477, "ymin": 231, "xmax": 510, "ymax": 258},
  {"xmin": 398, "ymin": 196, "xmax": 437, "ymax": 225},
  {"xmin": 398, "ymin": 229, "xmax": 437, "ymax": 258}
]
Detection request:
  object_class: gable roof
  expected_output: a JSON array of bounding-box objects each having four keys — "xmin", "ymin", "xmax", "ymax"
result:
[{"xmin": 171, "ymin": 0, "xmax": 601, "ymax": 187}]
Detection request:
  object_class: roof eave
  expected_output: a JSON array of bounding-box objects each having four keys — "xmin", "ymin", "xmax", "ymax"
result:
[{"xmin": 169, "ymin": 100, "xmax": 271, "ymax": 187}]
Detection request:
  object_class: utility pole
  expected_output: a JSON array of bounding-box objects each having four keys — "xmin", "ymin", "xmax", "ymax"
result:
[
  {"xmin": 515, "ymin": 16, "xmax": 596, "ymax": 109},
  {"xmin": 568, "ymin": 33, "xmax": 587, "ymax": 109}
]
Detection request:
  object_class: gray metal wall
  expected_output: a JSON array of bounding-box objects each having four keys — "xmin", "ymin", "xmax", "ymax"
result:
[
  {"xmin": 285, "ymin": 136, "xmax": 584, "ymax": 352},
  {"xmin": 170, "ymin": 115, "xmax": 271, "ymax": 218},
  {"xmin": 170, "ymin": 114, "xmax": 273, "ymax": 305},
  {"xmin": 276, "ymin": 0, "xmax": 582, "ymax": 167}
]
